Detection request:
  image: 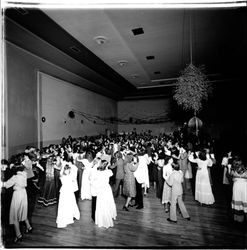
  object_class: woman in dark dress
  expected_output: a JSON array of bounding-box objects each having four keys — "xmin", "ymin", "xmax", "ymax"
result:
[
  {"xmin": 53, "ymin": 150, "xmax": 63, "ymax": 199},
  {"xmin": 37, "ymin": 155, "xmax": 57, "ymax": 207},
  {"xmin": 156, "ymin": 151, "xmax": 165, "ymax": 200}
]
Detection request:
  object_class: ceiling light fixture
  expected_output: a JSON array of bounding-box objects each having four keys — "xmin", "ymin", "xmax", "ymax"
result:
[
  {"xmin": 132, "ymin": 28, "xmax": 144, "ymax": 36},
  {"xmin": 118, "ymin": 60, "xmax": 128, "ymax": 67},
  {"xmin": 70, "ymin": 46, "xmax": 81, "ymax": 53},
  {"xmin": 146, "ymin": 56, "xmax": 155, "ymax": 60},
  {"xmin": 93, "ymin": 36, "xmax": 108, "ymax": 45},
  {"xmin": 131, "ymin": 74, "xmax": 139, "ymax": 79}
]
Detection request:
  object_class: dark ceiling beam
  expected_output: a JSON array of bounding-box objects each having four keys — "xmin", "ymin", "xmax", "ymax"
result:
[
  {"xmin": 4, "ymin": 17, "xmax": 124, "ymax": 100},
  {"xmin": 4, "ymin": 8, "xmax": 136, "ymax": 96}
]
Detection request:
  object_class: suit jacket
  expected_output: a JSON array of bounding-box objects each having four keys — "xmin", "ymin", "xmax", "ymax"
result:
[
  {"xmin": 167, "ymin": 170, "xmax": 183, "ymax": 196},
  {"xmin": 112, "ymin": 158, "xmax": 124, "ymax": 180}
]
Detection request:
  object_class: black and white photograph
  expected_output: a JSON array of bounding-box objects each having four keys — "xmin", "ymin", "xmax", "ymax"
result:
[{"xmin": 1, "ymin": 0, "xmax": 247, "ymax": 248}]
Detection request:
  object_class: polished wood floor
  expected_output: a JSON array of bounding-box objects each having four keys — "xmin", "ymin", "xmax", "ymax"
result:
[{"xmin": 3, "ymin": 181, "xmax": 247, "ymax": 248}]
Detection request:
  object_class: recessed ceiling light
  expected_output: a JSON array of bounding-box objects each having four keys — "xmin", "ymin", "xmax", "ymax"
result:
[
  {"xmin": 93, "ymin": 36, "xmax": 108, "ymax": 45},
  {"xmin": 146, "ymin": 56, "xmax": 155, "ymax": 60},
  {"xmin": 131, "ymin": 74, "xmax": 139, "ymax": 79},
  {"xmin": 70, "ymin": 46, "xmax": 81, "ymax": 53},
  {"xmin": 118, "ymin": 60, "xmax": 128, "ymax": 67},
  {"xmin": 132, "ymin": 28, "xmax": 144, "ymax": 36}
]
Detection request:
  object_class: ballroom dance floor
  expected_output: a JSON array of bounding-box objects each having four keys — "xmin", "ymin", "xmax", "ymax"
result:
[{"xmin": 3, "ymin": 181, "xmax": 247, "ymax": 248}]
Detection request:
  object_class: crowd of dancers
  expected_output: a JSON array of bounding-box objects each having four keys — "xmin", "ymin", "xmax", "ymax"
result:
[{"xmin": 1, "ymin": 129, "xmax": 247, "ymax": 244}]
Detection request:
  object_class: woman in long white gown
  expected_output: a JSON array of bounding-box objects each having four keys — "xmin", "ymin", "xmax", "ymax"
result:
[
  {"xmin": 161, "ymin": 156, "xmax": 174, "ymax": 212},
  {"xmin": 95, "ymin": 160, "xmax": 117, "ymax": 229},
  {"xmin": 56, "ymin": 165, "xmax": 80, "ymax": 228},
  {"xmin": 189, "ymin": 150, "xmax": 215, "ymax": 205},
  {"xmin": 80, "ymin": 151, "xmax": 94, "ymax": 200},
  {"xmin": 137, "ymin": 152, "xmax": 151, "ymax": 195}
]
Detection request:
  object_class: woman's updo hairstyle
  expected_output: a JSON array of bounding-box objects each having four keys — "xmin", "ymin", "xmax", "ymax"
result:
[
  {"xmin": 98, "ymin": 160, "xmax": 108, "ymax": 171},
  {"xmin": 12, "ymin": 164, "xmax": 25, "ymax": 175},
  {"xmin": 232, "ymin": 157, "xmax": 246, "ymax": 175},
  {"xmin": 125, "ymin": 153, "xmax": 134, "ymax": 163},
  {"xmin": 164, "ymin": 155, "xmax": 172, "ymax": 165},
  {"xmin": 172, "ymin": 162, "xmax": 180, "ymax": 171},
  {"xmin": 62, "ymin": 164, "xmax": 71, "ymax": 175},
  {"xmin": 198, "ymin": 150, "xmax": 207, "ymax": 161}
]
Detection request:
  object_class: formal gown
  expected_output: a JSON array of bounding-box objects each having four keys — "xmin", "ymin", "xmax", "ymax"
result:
[
  {"xmin": 95, "ymin": 169, "xmax": 117, "ymax": 228},
  {"xmin": 37, "ymin": 158, "xmax": 57, "ymax": 206},
  {"xmin": 56, "ymin": 174, "xmax": 80, "ymax": 228},
  {"xmin": 161, "ymin": 162, "xmax": 173, "ymax": 204},
  {"xmin": 189, "ymin": 155, "xmax": 215, "ymax": 205},
  {"xmin": 137, "ymin": 154, "xmax": 151, "ymax": 188},
  {"xmin": 231, "ymin": 171, "xmax": 247, "ymax": 213},
  {"xmin": 80, "ymin": 159, "xmax": 93, "ymax": 200}
]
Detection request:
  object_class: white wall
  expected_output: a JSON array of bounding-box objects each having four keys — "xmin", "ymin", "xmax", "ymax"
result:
[
  {"xmin": 5, "ymin": 41, "xmax": 118, "ymax": 156},
  {"xmin": 117, "ymin": 98, "xmax": 176, "ymax": 135},
  {"xmin": 39, "ymin": 73, "xmax": 117, "ymax": 146},
  {"xmin": 6, "ymin": 42, "xmax": 39, "ymax": 156}
]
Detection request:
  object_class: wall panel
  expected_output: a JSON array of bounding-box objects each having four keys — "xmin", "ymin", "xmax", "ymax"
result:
[
  {"xmin": 39, "ymin": 72, "xmax": 117, "ymax": 147},
  {"xmin": 6, "ymin": 42, "xmax": 117, "ymax": 156}
]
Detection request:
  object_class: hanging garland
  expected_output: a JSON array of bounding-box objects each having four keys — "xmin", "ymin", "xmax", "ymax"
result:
[{"xmin": 71, "ymin": 109, "xmax": 171, "ymax": 125}]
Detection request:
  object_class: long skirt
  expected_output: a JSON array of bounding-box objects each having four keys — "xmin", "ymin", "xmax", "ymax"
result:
[
  {"xmin": 81, "ymin": 169, "xmax": 92, "ymax": 200},
  {"xmin": 9, "ymin": 189, "xmax": 28, "ymax": 225},
  {"xmin": 54, "ymin": 169, "xmax": 62, "ymax": 199},
  {"xmin": 195, "ymin": 169, "xmax": 215, "ymax": 205},
  {"xmin": 95, "ymin": 184, "xmax": 117, "ymax": 228},
  {"xmin": 232, "ymin": 179, "xmax": 247, "ymax": 213},
  {"xmin": 37, "ymin": 176, "xmax": 57, "ymax": 206},
  {"xmin": 56, "ymin": 190, "xmax": 80, "ymax": 228},
  {"xmin": 162, "ymin": 181, "xmax": 171, "ymax": 204}
]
